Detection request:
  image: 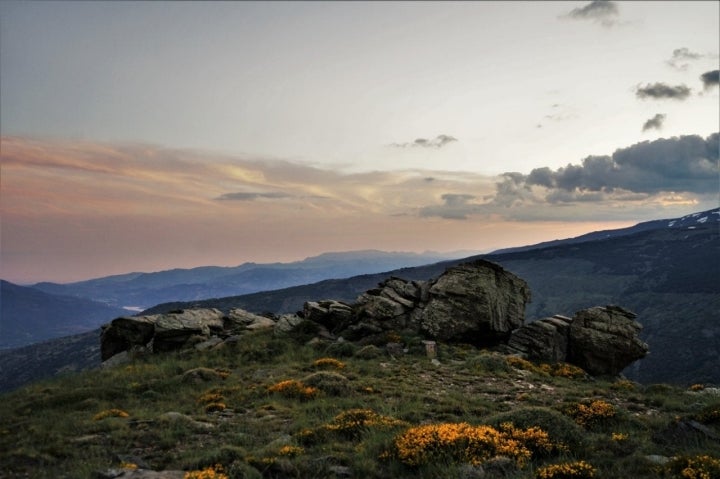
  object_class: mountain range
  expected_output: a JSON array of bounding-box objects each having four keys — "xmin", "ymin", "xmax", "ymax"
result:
[
  {"xmin": 0, "ymin": 250, "xmax": 469, "ymax": 350},
  {"xmin": 0, "ymin": 208, "xmax": 717, "ymax": 391}
]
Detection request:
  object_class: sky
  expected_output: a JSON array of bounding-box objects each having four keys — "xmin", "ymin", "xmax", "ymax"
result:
[{"xmin": 1, "ymin": 1, "xmax": 718, "ymax": 284}]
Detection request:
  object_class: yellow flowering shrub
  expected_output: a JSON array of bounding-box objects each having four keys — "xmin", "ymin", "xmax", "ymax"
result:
[
  {"xmin": 120, "ymin": 461, "xmax": 138, "ymax": 470},
  {"xmin": 689, "ymin": 384, "xmax": 706, "ymax": 392},
  {"xmin": 92, "ymin": 408, "xmax": 130, "ymax": 421},
  {"xmin": 611, "ymin": 432, "xmax": 628, "ymax": 442},
  {"xmin": 507, "ymin": 356, "xmax": 543, "ymax": 374},
  {"xmin": 540, "ymin": 363, "xmax": 586, "ymax": 379},
  {"xmin": 535, "ymin": 460, "xmax": 596, "ymax": 478},
  {"xmin": 610, "ymin": 379, "xmax": 636, "ymax": 391},
  {"xmin": 663, "ymin": 454, "xmax": 720, "ymax": 479},
  {"xmin": 267, "ymin": 379, "xmax": 319, "ymax": 400},
  {"xmin": 324, "ymin": 409, "xmax": 407, "ymax": 439},
  {"xmin": 499, "ymin": 422, "xmax": 564, "ymax": 457},
  {"xmin": 563, "ymin": 400, "xmax": 616, "ymax": 428},
  {"xmin": 278, "ymin": 445, "xmax": 304, "ymax": 457},
  {"xmin": 184, "ymin": 464, "xmax": 228, "ymax": 479},
  {"xmin": 393, "ymin": 422, "xmax": 535, "ymax": 467},
  {"xmin": 312, "ymin": 358, "xmax": 346, "ymax": 369}
]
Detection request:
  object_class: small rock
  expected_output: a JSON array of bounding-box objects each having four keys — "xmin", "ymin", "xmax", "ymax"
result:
[{"xmin": 645, "ymin": 455, "xmax": 670, "ymax": 465}]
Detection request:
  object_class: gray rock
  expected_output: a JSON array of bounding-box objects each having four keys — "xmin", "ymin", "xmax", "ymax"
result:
[
  {"xmin": 101, "ymin": 309, "xmax": 224, "ymax": 360},
  {"xmin": 568, "ymin": 305, "xmax": 648, "ymax": 376},
  {"xmin": 303, "ymin": 300, "xmax": 353, "ymax": 329},
  {"xmin": 274, "ymin": 314, "xmax": 304, "ymax": 333},
  {"xmin": 506, "ymin": 315, "xmax": 572, "ymax": 363},
  {"xmin": 419, "ymin": 260, "xmax": 530, "ymax": 343}
]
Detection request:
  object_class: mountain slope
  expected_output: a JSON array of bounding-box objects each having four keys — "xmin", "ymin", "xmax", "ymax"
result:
[{"xmin": 0, "ymin": 281, "xmax": 126, "ymax": 350}]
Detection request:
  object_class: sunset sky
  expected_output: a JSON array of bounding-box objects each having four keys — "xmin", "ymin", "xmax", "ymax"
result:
[{"xmin": 1, "ymin": 1, "xmax": 718, "ymax": 284}]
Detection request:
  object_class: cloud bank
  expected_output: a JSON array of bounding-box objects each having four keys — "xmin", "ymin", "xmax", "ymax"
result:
[
  {"xmin": 419, "ymin": 133, "xmax": 718, "ymax": 221},
  {"xmin": 563, "ymin": 0, "xmax": 620, "ymax": 27},
  {"xmin": 635, "ymin": 83, "xmax": 691, "ymax": 100},
  {"xmin": 390, "ymin": 134, "xmax": 458, "ymax": 149},
  {"xmin": 2, "ymin": 135, "xmax": 716, "ymax": 282},
  {"xmin": 642, "ymin": 113, "xmax": 666, "ymax": 132},
  {"xmin": 666, "ymin": 47, "xmax": 703, "ymax": 71},
  {"xmin": 701, "ymin": 70, "xmax": 720, "ymax": 89}
]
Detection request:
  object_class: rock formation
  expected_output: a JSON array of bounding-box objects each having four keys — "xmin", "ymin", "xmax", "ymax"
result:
[
  {"xmin": 506, "ymin": 306, "xmax": 649, "ymax": 376},
  {"xmin": 100, "ymin": 259, "xmax": 648, "ymax": 377},
  {"xmin": 567, "ymin": 305, "xmax": 649, "ymax": 376}
]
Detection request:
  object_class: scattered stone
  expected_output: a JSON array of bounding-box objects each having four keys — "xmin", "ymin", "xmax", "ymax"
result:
[
  {"xmin": 181, "ymin": 367, "xmax": 225, "ymax": 384},
  {"xmin": 645, "ymin": 455, "xmax": 670, "ymax": 465},
  {"xmin": 458, "ymin": 463, "xmax": 486, "ymax": 479},
  {"xmin": 159, "ymin": 412, "xmax": 215, "ymax": 430}
]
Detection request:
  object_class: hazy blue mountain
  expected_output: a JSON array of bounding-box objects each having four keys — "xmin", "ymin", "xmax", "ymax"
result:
[
  {"xmin": 31, "ymin": 250, "xmax": 470, "ymax": 311},
  {"xmin": 0, "ymin": 281, "xmax": 126, "ymax": 350}
]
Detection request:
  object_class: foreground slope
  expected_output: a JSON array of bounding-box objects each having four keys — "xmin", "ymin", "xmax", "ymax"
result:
[{"xmin": 1, "ymin": 327, "xmax": 719, "ymax": 479}]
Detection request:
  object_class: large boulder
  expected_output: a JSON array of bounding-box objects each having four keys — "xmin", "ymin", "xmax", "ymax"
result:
[
  {"xmin": 567, "ymin": 305, "xmax": 649, "ymax": 376},
  {"xmin": 418, "ymin": 260, "xmax": 530, "ymax": 343},
  {"xmin": 354, "ymin": 277, "xmax": 425, "ymax": 331},
  {"xmin": 101, "ymin": 309, "xmax": 224, "ymax": 360},
  {"xmin": 506, "ymin": 315, "xmax": 572, "ymax": 363}
]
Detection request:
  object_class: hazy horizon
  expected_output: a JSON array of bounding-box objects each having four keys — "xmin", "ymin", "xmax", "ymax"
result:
[{"xmin": 1, "ymin": 1, "xmax": 718, "ymax": 284}]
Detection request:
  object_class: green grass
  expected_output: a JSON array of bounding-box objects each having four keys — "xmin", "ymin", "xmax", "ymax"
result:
[{"xmin": 1, "ymin": 328, "xmax": 719, "ymax": 478}]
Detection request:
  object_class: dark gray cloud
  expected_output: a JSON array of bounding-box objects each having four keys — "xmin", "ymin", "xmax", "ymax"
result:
[
  {"xmin": 391, "ymin": 134, "xmax": 458, "ymax": 149},
  {"xmin": 701, "ymin": 70, "xmax": 720, "ymax": 89},
  {"xmin": 419, "ymin": 193, "xmax": 479, "ymax": 220},
  {"xmin": 635, "ymin": 83, "xmax": 691, "ymax": 100},
  {"xmin": 522, "ymin": 133, "xmax": 719, "ymax": 197},
  {"xmin": 642, "ymin": 113, "xmax": 666, "ymax": 132},
  {"xmin": 666, "ymin": 47, "xmax": 703, "ymax": 70},
  {"xmin": 563, "ymin": 0, "xmax": 619, "ymax": 27},
  {"xmin": 215, "ymin": 191, "xmax": 293, "ymax": 201}
]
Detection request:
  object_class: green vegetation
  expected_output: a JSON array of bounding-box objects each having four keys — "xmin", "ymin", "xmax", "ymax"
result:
[{"xmin": 1, "ymin": 328, "xmax": 719, "ymax": 478}]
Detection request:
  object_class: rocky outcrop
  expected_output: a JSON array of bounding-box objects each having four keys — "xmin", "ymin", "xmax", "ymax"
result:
[
  {"xmin": 506, "ymin": 315, "xmax": 572, "ymax": 363},
  {"xmin": 507, "ymin": 306, "xmax": 648, "ymax": 376},
  {"xmin": 336, "ymin": 259, "xmax": 530, "ymax": 344},
  {"xmin": 568, "ymin": 305, "xmax": 649, "ymax": 376},
  {"xmin": 418, "ymin": 260, "xmax": 530, "ymax": 343},
  {"xmin": 99, "ymin": 261, "xmax": 648, "ymax": 377},
  {"xmin": 101, "ymin": 309, "xmax": 224, "ymax": 360}
]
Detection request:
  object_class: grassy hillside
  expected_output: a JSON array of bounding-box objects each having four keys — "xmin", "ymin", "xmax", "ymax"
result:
[{"xmin": 1, "ymin": 328, "xmax": 719, "ymax": 479}]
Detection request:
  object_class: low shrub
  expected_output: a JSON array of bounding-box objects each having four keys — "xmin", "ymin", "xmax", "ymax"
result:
[
  {"xmin": 92, "ymin": 408, "xmax": 129, "ymax": 421},
  {"xmin": 563, "ymin": 400, "xmax": 616, "ymax": 429},
  {"xmin": 662, "ymin": 454, "xmax": 720, "ymax": 478},
  {"xmin": 535, "ymin": 460, "xmax": 596, "ymax": 479},
  {"xmin": 483, "ymin": 407, "xmax": 585, "ymax": 450},
  {"xmin": 267, "ymin": 380, "xmax": 319, "ymax": 400},
  {"xmin": 301, "ymin": 371, "xmax": 350, "ymax": 396}
]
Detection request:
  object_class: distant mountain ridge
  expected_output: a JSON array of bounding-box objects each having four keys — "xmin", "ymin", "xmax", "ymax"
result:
[
  {"xmin": 492, "ymin": 207, "xmax": 719, "ymax": 254},
  {"xmin": 30, "ymin": 250, "xmax": 469, "ymax": 311}
]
